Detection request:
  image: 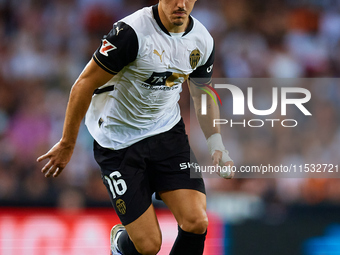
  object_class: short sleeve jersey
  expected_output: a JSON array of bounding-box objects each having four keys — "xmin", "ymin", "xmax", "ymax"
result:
[{"xmin": 85, "ymin": 5, "xmax": 215, "ymax": 150}]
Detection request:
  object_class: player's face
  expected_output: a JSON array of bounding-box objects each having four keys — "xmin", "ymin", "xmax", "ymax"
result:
[{"xmin": 159, "ymin": 0, "xmax": 197, "ymax": 31}]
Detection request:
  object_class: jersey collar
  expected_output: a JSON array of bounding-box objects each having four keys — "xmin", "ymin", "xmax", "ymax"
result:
[{"xmin": 152, "ymin": 4, "xmax": 194, "ymax": 37}]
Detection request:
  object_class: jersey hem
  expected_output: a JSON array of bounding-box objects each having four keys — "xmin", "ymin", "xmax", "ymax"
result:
[{"xmin": 93, "ymin": 115, "xmax": 182, "ymax": 151}]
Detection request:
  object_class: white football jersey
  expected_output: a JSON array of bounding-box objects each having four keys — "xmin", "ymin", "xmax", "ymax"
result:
[{"xmin": 85, "ymin": 4, "xmax": 215, "ymax": 150}]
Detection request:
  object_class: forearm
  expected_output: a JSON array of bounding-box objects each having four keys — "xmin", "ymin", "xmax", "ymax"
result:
[
  {"xmin": 191, "ymin": 86, "xmax": 221, "ymax": 139},
  {"xmin": 60, "ymin": 59, "xmax": 114, "ymax": 147},
  {"xmin": 191, "ymin": 84, "xmax": 234, "ymax": 177},
  {"xmin": 60, "ymin": 79, "xmax": 94, "ymax": 147},
  {"xmin": 37, "ymin": 59, "xmax": 113, "ymax": 178},
  {"xmin": 195, "ymin": 97, "xmax": 220, "ymax": 139}
]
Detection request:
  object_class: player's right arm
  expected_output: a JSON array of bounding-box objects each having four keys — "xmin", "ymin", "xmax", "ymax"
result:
[
  {"xmin": 37, "ymin": 59, "xmax": 114, "ymax": 178},
  {"xmin": 37, "ymin": 21, "xmax": 138, "ymax": 178}
]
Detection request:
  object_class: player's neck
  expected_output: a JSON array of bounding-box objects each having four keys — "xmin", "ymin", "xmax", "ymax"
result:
[{"xmin": 157, "ymin": 4, "xmax": 190, "ymax": 33}]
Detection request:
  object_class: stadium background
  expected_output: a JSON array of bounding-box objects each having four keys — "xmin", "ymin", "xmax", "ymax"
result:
[{"xmin": 0, "ymin": 0, "xmax": 340, "ymax": 254}]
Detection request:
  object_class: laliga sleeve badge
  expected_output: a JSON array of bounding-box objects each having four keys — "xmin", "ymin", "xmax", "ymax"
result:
[{"xmin": 100, "ymin": 39, "xmax": 117, "ymax": 56}]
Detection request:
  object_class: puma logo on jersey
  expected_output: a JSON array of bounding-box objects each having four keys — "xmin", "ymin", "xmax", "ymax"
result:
[
  {"xmin": 115, "ymin": 27, "xmax": 124, "ymax": 35},
  {"xmin": 153, "ymin": 49, "xmax": 165, "ymax": 62},
  {"xmin": 100, "ymin": 39, "xmax": 117, "ymax": 56}
]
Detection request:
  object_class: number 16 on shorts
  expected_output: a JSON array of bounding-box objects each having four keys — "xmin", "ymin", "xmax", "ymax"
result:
[{"xmin": 104, "ymin": 171, "xmax": 127, "ymax": 198}]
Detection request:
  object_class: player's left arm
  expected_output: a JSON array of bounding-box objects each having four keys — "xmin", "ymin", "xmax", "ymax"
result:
[{"xmin": 188, "ymin": 45, "xmax": 234, "ymax": 178}]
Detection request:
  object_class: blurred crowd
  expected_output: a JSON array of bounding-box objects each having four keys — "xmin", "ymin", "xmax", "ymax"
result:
[{"xmin": 0, "ymin": 0, "xmax": 339, "ymax": 211}]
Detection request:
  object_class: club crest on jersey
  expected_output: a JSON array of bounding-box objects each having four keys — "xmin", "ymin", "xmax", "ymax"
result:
[
  {"xmin": 99, "ymin": 39, "xmax": 117, "ymax": 56},
  {"xmin": 190, "ymin": 49, "xmax": 201, "ymax": 69}
]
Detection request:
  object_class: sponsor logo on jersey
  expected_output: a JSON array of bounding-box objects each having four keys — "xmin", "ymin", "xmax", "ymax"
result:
[
  {"xmin": 190, "ymin": 49, "xmax": 201, "ymax": 69},
  {"xmin": 144, "ymin": 71, "xmax": 172, "ymax": 86},
  {"xmin": 144, "ymin": 72, "xmax": 189, "ymax": 88},
  {"xmin": 116, "ymin": 199, "xmax": 126, "ymax": 214},
  {"xmin": 153, "ymin": 49, "xmax": 165, "ymax": 62},
  {"xmin": 99, "ymin": 39, "xmax": 117, "ymax": 56}
]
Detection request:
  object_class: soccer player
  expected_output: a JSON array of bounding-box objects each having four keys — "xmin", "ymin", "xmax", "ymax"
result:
[{"xmin": 37, "ymin": 0, "xmax": 234, "ymax": 254}]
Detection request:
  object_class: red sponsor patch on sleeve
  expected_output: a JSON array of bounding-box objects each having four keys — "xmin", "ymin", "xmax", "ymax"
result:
[{"xmin": 99, "ymin": 39, "xmax": 117, "ymax": 56}]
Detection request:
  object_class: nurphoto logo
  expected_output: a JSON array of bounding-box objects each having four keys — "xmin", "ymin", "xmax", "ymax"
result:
[{"xmin": 199, "ymin": 83, "xmax": 312, "ymax": 128}]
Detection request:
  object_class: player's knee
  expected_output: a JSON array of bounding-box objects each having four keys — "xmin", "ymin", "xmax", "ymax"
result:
[
  {"xmin": 134, "ymin": 235, "xmax": 161, "ymax": 255},
  {"xmin": 181, "ymin": 212, "xmax": 209, "ymax": 234}
]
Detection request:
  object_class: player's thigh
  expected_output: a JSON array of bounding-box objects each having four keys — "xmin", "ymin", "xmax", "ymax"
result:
[
  {"xmin": 94, "ymin": 141, "xmax": 162, "ymax": 251},
  {"xmin": 159, "ymin": 189, "xmax": 208, "ymax": 234},
  {"xmin": 94, "ymin": 143, "xmax": 150, "ymax": 225},
  {"xmin": 124, "ymin": 204, "xmax": 162, "ymax": 252}
]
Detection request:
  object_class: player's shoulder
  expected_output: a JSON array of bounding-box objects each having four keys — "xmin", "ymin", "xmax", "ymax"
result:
[
  {"xmin": 191, "ymin": 16, "xmax": 212, "ymax": 38},
  {"xmin": 188, "ymin": 16, "xmax": 214, "ymax": 51},
  {"xmin": 119, "ymin": 6, "xmax": 153, "ymax": 32}
]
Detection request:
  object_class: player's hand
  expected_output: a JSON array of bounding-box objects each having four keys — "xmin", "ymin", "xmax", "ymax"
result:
[
  {"xmin": 37, "ymin": 141, "xmax": 74, "ymax": 178},
  {"xmin": 212, "ymin": 150, "xmax": 235, "ymax": 179}
]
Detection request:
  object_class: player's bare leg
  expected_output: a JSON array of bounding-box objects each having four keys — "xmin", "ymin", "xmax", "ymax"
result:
[
  {"xmin": 159, "ymin": 189, "xmax": 208, "ymax": 255},
  {"xmin": 112, "ymin": 204, "xmax": 162, "ymax": 255}
]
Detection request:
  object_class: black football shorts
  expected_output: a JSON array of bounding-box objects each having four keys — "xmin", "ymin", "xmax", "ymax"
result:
[{"xmin": 93, "ymin": 118, "xmax": 205, "ymax": 225}]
